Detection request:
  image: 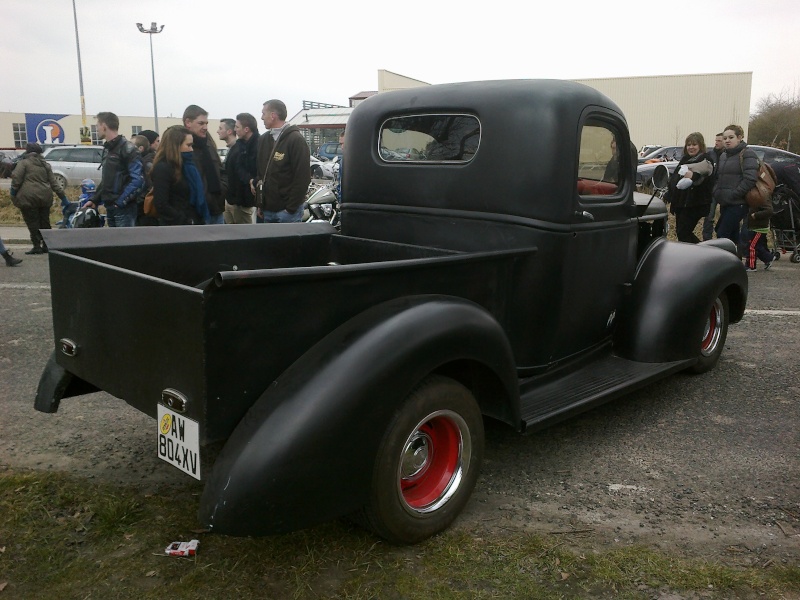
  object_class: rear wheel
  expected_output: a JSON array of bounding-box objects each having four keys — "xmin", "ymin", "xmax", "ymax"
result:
[
  {"xmin": 792, "ymin": 252, "xmax": 800, "ymax": 264},
  {"xmin": 360, "ymin": 375, "xmax": 484, "ymax": 544},
  {"xmin": 311, "ymin": 165, "xmax": 323, "ymax": 179},
  {"xmin": 688, "ymin": 291, "xmax": 729, "ymax": 374}
]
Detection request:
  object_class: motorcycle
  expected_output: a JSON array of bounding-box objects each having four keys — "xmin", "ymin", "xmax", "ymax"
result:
[{"xmin": 304, "ymin": 184, "xmax": 340, "ymax": 230}]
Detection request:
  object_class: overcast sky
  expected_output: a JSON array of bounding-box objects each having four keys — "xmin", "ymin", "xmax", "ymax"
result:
[{"xmin": 2, "ymin": 0, "xmax": 798, "ymax": 126}]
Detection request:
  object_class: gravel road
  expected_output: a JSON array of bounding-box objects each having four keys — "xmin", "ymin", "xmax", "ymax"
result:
[{"xmin": 1, "ymin": 246, "xmax": 798, "ymax": 566}]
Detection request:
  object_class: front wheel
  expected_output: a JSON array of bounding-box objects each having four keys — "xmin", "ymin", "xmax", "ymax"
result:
[
  {"xmin": 791, "ymin": 252, "xmax": 800, "ymax": 264},
  {"xmin": 688, "ymin": 291, "xmax": 729, "ymax": 374},
  {"xmin": 311, "ymin": 165, "xmax": 323, "ymax": 179},
  {"xmin": 54, "ymin": 173, "xmax": 67, "ymax": 190},
  {"xmin": 359, "ymin": 375, "xmax": 484, "ymax": 544}
]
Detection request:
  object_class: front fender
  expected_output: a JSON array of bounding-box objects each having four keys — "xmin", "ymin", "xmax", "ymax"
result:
[
  {"xmin": 614, "ymin": 238, "xmax": 747, "ymax": 362},
  {"xmin": 198, "ymin": 295, "xmax": 517, "ymax": 536}
]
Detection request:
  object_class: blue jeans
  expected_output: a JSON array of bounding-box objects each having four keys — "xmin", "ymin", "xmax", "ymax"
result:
[
  {"xmin": 715, "ymin": 204, "xmax": 748, "ymax": 249},
  {"xmin": 106, "ymin": 202, "xmax": 138, "ymax": 227},
  {"xmin": 262, "ymin": 208, "xmax": 303, "ymax": 223},
  {"xmin": 205, "ymin": 213, "xmax": 224, "ymax": 225}
]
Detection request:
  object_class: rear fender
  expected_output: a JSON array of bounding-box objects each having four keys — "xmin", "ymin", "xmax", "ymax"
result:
[
  {"xmin": 198, "ymin": 296, "xmax": 517, "ymax": 536},
  {"xmin": 614, "ymin": 239, "xmax": 747, "ymax": 362}
]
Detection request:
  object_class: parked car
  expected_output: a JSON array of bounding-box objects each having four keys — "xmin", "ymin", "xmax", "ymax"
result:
[
  {"xmin": 748, "ymin": 145, "xmax": 800, "ymax": 170},
  {"xmin": 638, "ymin": 144, "xmax": 662, "ymax": 158},
  {"xmin": 316, "ymin": 141, "xmax": 343, "ymax": 161},
  {"xmin": 43, "ymin": 145, "xmax": 104, "ymax": 188},
  {"xmin": 638, "ymin": 145, "xmax": 683, "ymax": 164},
  {"xmin": 0, "ymin": 150, "xmax": 22, "ymax": 178},
  {"xmin": 636, "ymin": 145, "xmax": 800, "ymax": 189}
]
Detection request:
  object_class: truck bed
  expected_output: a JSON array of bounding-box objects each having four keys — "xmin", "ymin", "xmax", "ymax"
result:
[{"xmin": 42, "ymin": 224, "xmax": 535, "ymax": 443}]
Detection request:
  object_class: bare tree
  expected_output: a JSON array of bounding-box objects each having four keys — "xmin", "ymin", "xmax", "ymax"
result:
[{"xmin": 749, "ymin": 89, "xmax": 800, "ymax": 151}]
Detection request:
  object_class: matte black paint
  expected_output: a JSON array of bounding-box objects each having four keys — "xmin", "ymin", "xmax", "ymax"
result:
[{"xmin": 35, "ymin": 80, "xmax": 748, "ymax": 538}]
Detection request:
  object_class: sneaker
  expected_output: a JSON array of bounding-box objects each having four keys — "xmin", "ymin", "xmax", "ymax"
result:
[{"xmin": 764, "ymin": 261, "xmax": 773, "ymax": 271}]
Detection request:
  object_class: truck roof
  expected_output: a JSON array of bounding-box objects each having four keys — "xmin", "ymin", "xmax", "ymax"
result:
[{"xmin": 343, "ymin": 79, "xmax": 630, "ymax": 224}]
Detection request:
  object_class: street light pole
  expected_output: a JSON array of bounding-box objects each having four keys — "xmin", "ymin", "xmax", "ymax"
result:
[
  {"xmin": 136, "ymin": 22, "xmax": 165, "ymax": 133},
  {"xmin": 72, "ymin": 0, "xmax": 90, "ymax": 143}
]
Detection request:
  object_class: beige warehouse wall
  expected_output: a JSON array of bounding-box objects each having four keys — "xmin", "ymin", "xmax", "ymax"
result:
[{"xmin": 574, "ymin": 72, "xmax": 752, "ymax": 150}]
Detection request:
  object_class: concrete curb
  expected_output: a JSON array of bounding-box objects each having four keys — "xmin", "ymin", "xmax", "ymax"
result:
[{"xmin": 0, "ymin": 227, "xmax": 32, "ymax": 246}]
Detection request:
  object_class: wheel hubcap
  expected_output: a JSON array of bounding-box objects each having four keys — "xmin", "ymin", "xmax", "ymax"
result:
[
  {"xmin": 700, "ymin": 297, "xmax": 723, "ymax": 356},
  {"xmin": 398, "ymin": 410, "xmax": 471, "ymax": 515}
]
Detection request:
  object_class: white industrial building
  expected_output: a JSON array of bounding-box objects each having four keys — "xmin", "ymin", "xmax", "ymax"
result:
[{"xmin": 0, "ymin": 70, "xmax": 752, "ymax": 153}]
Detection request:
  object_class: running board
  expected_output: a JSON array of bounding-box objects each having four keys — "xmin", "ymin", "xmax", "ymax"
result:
[{"xmin": 519, "ymin": 354, "xmax": 694, "ymax": 432}]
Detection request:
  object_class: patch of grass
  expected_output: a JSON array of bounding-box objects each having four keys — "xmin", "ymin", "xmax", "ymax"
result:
[
  {"xmin": 0, "ymin": 468, "xmax": 798, "ymax": 599},
  {"xmin": 0, "ymin": 187, "xmax": 81, "ymax": 225}
]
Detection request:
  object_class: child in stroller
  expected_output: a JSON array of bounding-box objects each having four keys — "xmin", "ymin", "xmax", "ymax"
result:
[{"xmin": 58, "ymin": 179, "xmax": 104, "ymax": 228}]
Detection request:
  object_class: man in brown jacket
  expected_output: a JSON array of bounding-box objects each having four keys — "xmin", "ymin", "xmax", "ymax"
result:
[{"xmin": 254, "ymin": 99, "xmax": 310, "ymax": 223}]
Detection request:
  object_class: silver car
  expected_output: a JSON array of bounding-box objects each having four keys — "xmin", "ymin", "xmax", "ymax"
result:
[{"xmin": 43, "ymin": 145, "xmax": 104, "ymax": 188}]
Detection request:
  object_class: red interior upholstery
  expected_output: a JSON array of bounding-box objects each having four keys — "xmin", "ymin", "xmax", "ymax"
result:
[{"xmin": 577, "ymin": 179, "xmax": 618, "ymax": 196}]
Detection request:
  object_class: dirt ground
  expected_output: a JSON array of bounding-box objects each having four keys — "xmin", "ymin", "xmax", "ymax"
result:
[{"xmin": 1, "ymin": 248, "xmax": 798, "ymax": 572}]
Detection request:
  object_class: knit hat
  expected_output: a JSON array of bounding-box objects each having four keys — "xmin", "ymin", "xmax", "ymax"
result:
[
  {"xmin": 140, "ymin": 130, "xmax": 159, "ymax": 145},
  {"xmin": 25, "ymin": 142, "xmax": 43, "ymax": 154}
]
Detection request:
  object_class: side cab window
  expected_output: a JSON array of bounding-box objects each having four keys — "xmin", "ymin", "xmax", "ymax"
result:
[{"xmin": 577, "ymin": 118, "xmax": 627, "ymax": 199}]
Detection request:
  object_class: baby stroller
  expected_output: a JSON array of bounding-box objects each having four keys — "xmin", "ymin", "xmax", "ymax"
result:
[{"xmin": 770, "ymin": 184, "xmax": 800, "ymax": 263}]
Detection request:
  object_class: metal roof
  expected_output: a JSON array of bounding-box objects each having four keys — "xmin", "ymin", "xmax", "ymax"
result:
[{"xmin": 287, "ymin": 107, "xmax": 353, "ymax": 128}]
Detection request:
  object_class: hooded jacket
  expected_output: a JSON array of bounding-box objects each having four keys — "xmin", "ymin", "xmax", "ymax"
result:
[
  {"xmin": 256, "ymin": 125, "xmax": 311, "ymax": 213},
  {"xmin": 10, "ymin": 152, "xmax": 64, "ymax": 209},
  {"xmin": 713, "ymin": 142, "xmax": 758, "ymax": 208}
]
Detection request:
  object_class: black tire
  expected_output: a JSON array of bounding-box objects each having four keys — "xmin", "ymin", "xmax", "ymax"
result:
[
  {"xmin": 688, "ymin": 291, "xmax": 729, "ymax": 374},
  {"xmin": 54, "ymin": 173, "xmax": 67, "ymax": 190},
  {"xmin": 791, "ymin": 252, "xmax": 800, "ymax": 264},
  {"xmin": 773, "ymin": 251, "xmax": 781, "ymax": 261},
  {"xmin": 359, "ymin": 375, "xmax": 484, "ymax": 544},
  {"xmin": 311, "ymin": 165, "xmax": 323, "ymax": 179}
]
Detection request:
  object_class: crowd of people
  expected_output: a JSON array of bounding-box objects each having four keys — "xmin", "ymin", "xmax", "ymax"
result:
[
  {"xmin": 5, "ymin": 99, "xmax": 312, "ymax": 263},
  {"xmin": 664, "ymin": 124, "xmax": 777, "ymax": 271},
  {"xmin": 1, "ymin": 116, "xmax": 783, "ymax": 273}
]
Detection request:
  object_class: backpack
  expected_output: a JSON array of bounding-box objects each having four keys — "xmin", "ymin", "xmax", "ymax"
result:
[
  {"xmin": 740, "ymin": 150, "xmax": 776, "ymax": 208},
  {"xmin": 72, "ymin": 206, "xmax": 102, "ymax": 228}
]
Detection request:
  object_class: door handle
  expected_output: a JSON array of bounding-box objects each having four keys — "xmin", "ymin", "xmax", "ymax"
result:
[{"xmin": 575, "ymin": 210, "xmax": 595, "ymax": 221}]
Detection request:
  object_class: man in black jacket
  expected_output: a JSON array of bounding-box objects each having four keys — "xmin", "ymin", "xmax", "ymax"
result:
[
  {"xmin": 183, "ymin": 105, "xmax": 226, "ymax": 224},
  {"xmin": 87, "ymin": 111, "xmax": 143, "ymax": 227},
  {"xmin": 255, "ymin": 99, "xmax": 310, "ymax": 223},
  {"xmin": 225, "ymin": 113, "xmax": 260, "ymax": 224}
]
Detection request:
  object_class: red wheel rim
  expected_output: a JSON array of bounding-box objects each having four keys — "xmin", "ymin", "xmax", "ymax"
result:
[
  {"xmin": 700, "ymin": 298, "xmax": 723, "ymax": 356},
  {"xmin": 398, "ymin": 410, "xmax": 470, "ymax": 514}
]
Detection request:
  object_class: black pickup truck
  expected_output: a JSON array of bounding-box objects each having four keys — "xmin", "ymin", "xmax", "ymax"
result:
[{"xmin": 36, "ymin": 80, "xmax": 747, "ymax": 544}]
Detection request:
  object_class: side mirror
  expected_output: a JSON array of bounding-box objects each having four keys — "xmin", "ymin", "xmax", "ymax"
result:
[{"xmin": 652, "ymin": 164, "xmax": 670, "ymax": 190}]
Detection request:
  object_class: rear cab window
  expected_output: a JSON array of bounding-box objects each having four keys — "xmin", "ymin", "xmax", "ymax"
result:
[
  {"xmin": 577, "ymin": 119, "xmax": 626, "ymax": 198},
  {"xmin": 379, "ymin": 114, "xmax": 481, "ymax": 163}
]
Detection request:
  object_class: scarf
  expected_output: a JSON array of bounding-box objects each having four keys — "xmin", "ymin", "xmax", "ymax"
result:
[
  {"xmin": 181, "ymin": 151, "xmax": 210, "ymax": 222},
  {"xmin": 191, "ymin": 135, "xmax": 221, "ymax": 194}
]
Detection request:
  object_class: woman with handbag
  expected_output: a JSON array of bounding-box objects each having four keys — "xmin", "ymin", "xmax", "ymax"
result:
[
  {"xmin": 665, "ymin": 133, "xmax": 714, "ymax": 243},
  {"xmin": 150, "ymin": 126, "xmax": 209, "ymax": 226},
  {"xmin": 712, "ymin": 124, "xmax": 758, "ymax": 250}
]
